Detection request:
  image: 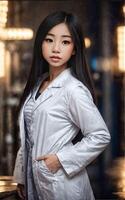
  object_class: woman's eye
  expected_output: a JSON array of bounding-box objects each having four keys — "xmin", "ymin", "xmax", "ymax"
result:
[
  {"xmin": 62, "ymin": 40, "xmax": 71, "ymax": 45},
  {"xmin": 45, "ymin": 38, "xmax": 53, "ymax": 43}
]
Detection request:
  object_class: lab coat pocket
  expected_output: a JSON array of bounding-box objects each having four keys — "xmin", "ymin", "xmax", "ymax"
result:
[
  {"xmin": 36, "ymin": 160, "xmax": 58, "ymax": 199},
  {"xmin": 38, "ymin": 160, "xmax": 56, "ymax": 183}
]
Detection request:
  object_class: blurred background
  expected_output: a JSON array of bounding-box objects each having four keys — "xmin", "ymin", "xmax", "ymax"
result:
[{"xmin": 0, "ymin": 0, "xmax": 124, "ymax": 199}]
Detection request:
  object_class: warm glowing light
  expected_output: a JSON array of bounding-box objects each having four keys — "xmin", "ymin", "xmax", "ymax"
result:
[
  {"xmin": 0, "ymin": 181, "xmax": 17, "ymax": 186},
  {"xmin": 84, "ymin": 37, "xmax": 91, "ymax": 48},
  {"xmin": 0, "ymin": 0, "xmax": 33, "ymax": 80},
  {"xmin": 0, "ymin": 42, "xmax": 5, "ymax": 77},
  {"xmin": 0, "ymin": 28, "xmax": 34, "ymax": 40},
  {"xmin": 106, "ymin": 158, "xmax": 125, "ymax": 199},
  {"xmin": 0, "ymin": 1, "xmax": 8, "ymax": 28},
  {"xmin": 117, "ymin": 26, "xmax": 125, "ymax": 72},
  {"xmin": 0, "ymin": 176, "xmax": 17, "ymax": 193},
  {"xmin": 123, "ymin": 5, "xmax": 125, "ymax": 14}
]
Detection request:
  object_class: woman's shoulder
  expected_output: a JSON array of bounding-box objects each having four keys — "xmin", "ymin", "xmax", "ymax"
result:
[
  {"xmin": 64, "ymin": 75, "xmax": 93, "ymax": 103},
  {"xmin": 65, "ymin": 74, "xmax": 90, "ymax": 95}
]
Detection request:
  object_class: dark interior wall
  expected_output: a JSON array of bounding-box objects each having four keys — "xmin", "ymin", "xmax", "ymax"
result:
[
  {"xmin": 21, "ymin": 1, "xmax": 88, "ymax": 28},
  {"xmin": 20, "ymin": 0, "xmax": 93, "ymax": 39}
]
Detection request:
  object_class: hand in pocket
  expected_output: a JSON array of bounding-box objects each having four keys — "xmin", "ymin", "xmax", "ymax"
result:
[{"xmin": 36, "ymin": 154, "xmax": 62, "ymax": 173}]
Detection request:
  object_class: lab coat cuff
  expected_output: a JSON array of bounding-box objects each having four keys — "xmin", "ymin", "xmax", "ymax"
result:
[{"xmin": 56, "ymin": 152, "xmax": 78, "ymax": 177}]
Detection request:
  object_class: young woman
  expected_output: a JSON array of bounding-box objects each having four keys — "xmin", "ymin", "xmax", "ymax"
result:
[{"xmin": 13, "ymin": 11, "xmax": 111, "ymax": 200}]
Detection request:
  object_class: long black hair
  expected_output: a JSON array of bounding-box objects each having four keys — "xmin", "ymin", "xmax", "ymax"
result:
[{"xmin": 19, "ymin": 11, "xmax": 96, "ymax": 112}]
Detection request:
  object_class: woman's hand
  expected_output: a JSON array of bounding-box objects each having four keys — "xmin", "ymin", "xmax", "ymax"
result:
[
  {"xmin": 36, "ymin": 154, "xmax": 62, "ymax": 173},
  {"xmin": 17, "ymin": 183, "xmax": 25, "ymax": 199}
]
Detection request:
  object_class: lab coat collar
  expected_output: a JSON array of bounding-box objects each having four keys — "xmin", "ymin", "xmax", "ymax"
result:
[
  {"xmin": 31, "ymin": 67, "xmax": 71, "ymax": 112},
  {"xmin": 45, "ymin": 67, "xmax": 71, "ymax": 88}
]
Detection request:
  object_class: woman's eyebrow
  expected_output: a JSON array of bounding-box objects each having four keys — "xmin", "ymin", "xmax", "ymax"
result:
[{"xmin": 47, "ymin": 33, "xmax": 72, "ymax": 38}]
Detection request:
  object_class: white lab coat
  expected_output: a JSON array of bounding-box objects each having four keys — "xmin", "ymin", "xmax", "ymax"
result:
[{"xmin": 13, "ymin": 67, "xmax": 111, "ymax": 200}]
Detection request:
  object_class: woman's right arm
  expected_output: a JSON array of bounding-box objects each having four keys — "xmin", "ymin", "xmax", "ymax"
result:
[
  {"xmin": 13, "ymin": 147, "xmax": 25, "ymax": 184},
  {"xmin": 13, "ymin": 147, "xmax": 25, "ymax": 199}
]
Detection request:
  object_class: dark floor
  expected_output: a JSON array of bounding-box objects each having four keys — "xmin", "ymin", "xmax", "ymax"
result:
[{"xmin": 0, "ymin": 156, "xmax": 125, "ymax": 200}]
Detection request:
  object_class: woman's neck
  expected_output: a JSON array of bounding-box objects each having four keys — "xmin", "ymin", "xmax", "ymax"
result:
[{"xmin": 48, "ymin": 66, "xmax": 67, "ymax": 82}]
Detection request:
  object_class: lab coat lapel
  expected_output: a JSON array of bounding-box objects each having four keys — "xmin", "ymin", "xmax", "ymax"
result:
[
  {"xmin": 32, "ymin": 88, "xmax": 54, "ymax": 112},
  {"xmin": 33, "ymin": 68, "xmax": 71, "ymax": 112}
]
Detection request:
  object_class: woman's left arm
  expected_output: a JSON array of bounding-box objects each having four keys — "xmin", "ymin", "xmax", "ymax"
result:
[{"xmin": 56, "ymin": 84, "xmax": 111, "ymax": 177}]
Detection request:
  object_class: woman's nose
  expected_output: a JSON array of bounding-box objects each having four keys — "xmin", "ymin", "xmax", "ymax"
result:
[{"xmin": 52, "ymin": 42, "xmax": 60, "ymax": 53}]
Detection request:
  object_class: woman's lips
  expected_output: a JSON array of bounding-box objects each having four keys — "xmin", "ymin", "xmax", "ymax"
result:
[{"xmin": 50, "ymin": 56, "xmax": 61, "ymax": 62}]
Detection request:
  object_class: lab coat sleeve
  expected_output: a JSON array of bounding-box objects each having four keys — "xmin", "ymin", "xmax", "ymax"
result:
[
  {"xmin": 56, "ymin": 84, "xmax": 111, "ymax": 177},
  {"xmin": 13, "ymin": 146, "xmax": 25, "ymax": 184}
]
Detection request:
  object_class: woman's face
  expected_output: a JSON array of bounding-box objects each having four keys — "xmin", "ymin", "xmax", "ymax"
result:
[{"xmin": 41, "ymin": 23, "xmax": 75, "ymax": 69}]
